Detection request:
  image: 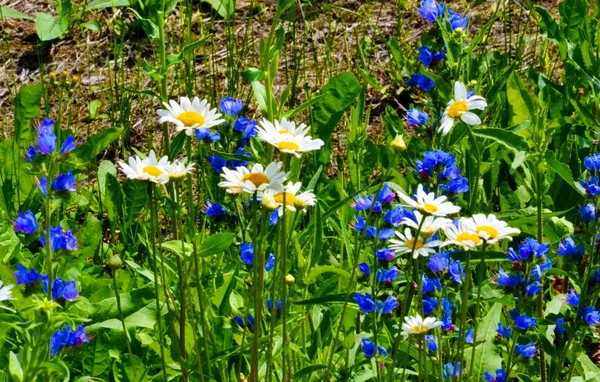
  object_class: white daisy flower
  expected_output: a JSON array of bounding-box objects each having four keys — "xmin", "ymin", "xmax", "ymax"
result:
[
  {"xmin": 263, "ymin": 182, "xmax": 317, "ymax": 214},
  {"xmin": 389, "ymin": 228, "xmax": 443, "ymax": 259},
  {"xmin": 0, "ymin": 280, "xmax": 14, "ymax": 302},
  {"xmin": 438, "ymin": 81, "xmax": 487, "ymax": 135},
  {"xmin": 441, "ymin": 218, "xmax": 482, "ymax": 250},
  {"xmin": 401, "ymin": 314, "xmax": 442, "ymax": 337},
  {"xmin": 401, "ymin": 211, "xmax": 452, "ymax": 239},
  {"xmin": 257, "ymin": 118, "xmax": 324, "ymax": 158},
  {"xmin": 398, "ymin": 184, "xmax": 460, "ymax": 217},
  {"xmin": 470, "ymin": 214, "xmax": 520, "ymax": 244},
  {"xmin": 157, "ymin": 96, "xmax": 225, "ymax": 136},
  {"xmin": 218, "ymin": 162, "xmax": 288, "ymax": 194},
  {"xmin": 165, "ymin": 159, "xmax": 195, "ymax": 180},
  {"xmin": 118, "ymin": 150, "xmax": 171, "ymax": 185}
]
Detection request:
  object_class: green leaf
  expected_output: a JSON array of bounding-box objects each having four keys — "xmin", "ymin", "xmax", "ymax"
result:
[
  {"xmin": 8, "ymin": 352, "xmax": 23, "ymax": 382},
  {"xmin": 293, "ymin": 365, "xmax": 328, "ymax": 379},
  {"xmin": 559, "ymin": 0, "xmax": 589, "ymax": 41},
  {"xmin": 311, "ymin": 72, "xmax": 362, "ymax": 151},
  {"xmin": 544, "ymin": 151, "xmax": 585, "ymax": 195},
  {"xmin": 160, "ymin": 240, "xmax": 192, "ymax": 257},
  {"xmin": 506, "ymin": 71, "xmax": 535, "ymax": 126},
  {"xmin": 85, "ymin": 0, "xmax": 129, "ymax": 10},
  {"xmin": 0, "ymin": 212, "xmax": 22, "ymax": 263},
  {"xmin": 14, "ymin": 84, "xmax": 43, "ymax": 148},
  {"xmin": 471, "ymin": 303, "xmax": 503, "ymax": 380},
  {"xmin": 305, "ymin": 265, "xmax": 351, "ymax": 285},
  {"xmin": 535, "ymin": 6, "xmax": 562, "ymax": 42},
  {"xmin": 576, "ymin": 353, "xmax": 600, "ymax": 381},
  {"xmin": 202, "ymin": 0, "xmax": 235, "ymax": 19},
  {"xmin": 0, "ymin": 7, "xmax": 33, "ymax": 20},
  {"xmin": 197, "ymin": 232, "xmax": 235, "ymax": 257},
  {"xmin": 35, "ymin": 12, "xmax": 68, "ymax": 41},
  {"xmin": 66, "ymin": 128, "xmax": 122, "ymax": 168},
  {"xmin": 472, "ymin": 128, "xmax": 530, "ymax": 152}
]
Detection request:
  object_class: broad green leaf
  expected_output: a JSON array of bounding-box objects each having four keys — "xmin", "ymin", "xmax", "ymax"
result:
[
  {"xmin": 536, "ymin": 6, "xmax": 562, "ymax": 42},
  {"xmin": 197, "ymin": 232, "xmax": 235, "ymax": 257},
  {"xmin": 544, "ymin": 151, "xmax": 585, "ymax": 196},
  {"xmin": 559, "ymin": 0, "xmax": 589, "ymax": 41},
  {"xmin": 8, "ymin": 352, "xmax": 23, "ymax": 382},
  {"xmin": 76, "ymin": 213, "xmax": 103, "ymax": 258},
  {"xmin": 506, "ymin": 72, "xmax": 535, "ymax": 126},
  {"xmin": 471, "ymin": 303, "xmax": 503, "ymax": 380},
  {"xmin": 67, "ymin": 128, "xmax": 122, "ymax": 168},
  {"xmin": 576, "ymin": 353, "xmax": 600, "ymax": 381},
  {"xmin": 293, "ymin": 365, "xmax": 328, "ymax": 379},
  {"xmin": 160, "ymin": 240, "xmax": 192, "ymax": 257},
  {"xmin": 202, "ymin": 0, "xmax": 235, "ymax": 19},
  {"xmin": 305, "ymin": 265, "xmax": 351, "ymax": 285},
  {"xmin": 85, "ymin": 0, "xmax": 129, "ymax": 10},
  {"xmin": 35, "ymin": 12, "xmax": 68, "ymax": 41},
  {"xmin": 0, "ymin": 7, "xmax": 33, "ymax": 20},
  {"xmin": 0, "ymin": 212, "xmax": 22, "ymax": 263},
  {"xmin": 14, "ymin": 84, "xmax": 43, "ymax": 148},
  {"xmin": 472, "ymin": 128, "xmax": 530, "ymax": 152}
]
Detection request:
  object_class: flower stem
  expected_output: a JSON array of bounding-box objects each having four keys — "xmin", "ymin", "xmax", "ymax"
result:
[
  {"xmin": 468, "ymin": 242, "xmax": 488, "ymax": 378},
  {"xmin": 113, "ymin": 270, "xmax": 136, "ymax": 378}
]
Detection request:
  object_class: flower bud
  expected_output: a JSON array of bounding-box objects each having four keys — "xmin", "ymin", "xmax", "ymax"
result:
[
  {"xmin": 391, "ymin": 135, "xmax": 407, "ymax": 151},
  {"xmin": 108, "ymin": 255, "xmax": 123, "ymax": 271},
  {"xmin": 285, "ymin": 274, "xmax": 295, "ymax": 284}
]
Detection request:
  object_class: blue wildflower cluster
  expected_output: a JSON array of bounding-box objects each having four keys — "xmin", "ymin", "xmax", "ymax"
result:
[
  {"xmin": 238, "ymin": 243, "xmax": 275, "ymax": 272},
  {"xmin": 416, "ymin": 150, "xmax": 469, "ymax": 196},
  {"xmin": 232, "ymin": 314, "xmax": 254, "ymax": 330},
  {"xmin": 26, "ymin": 118, "xmax": 76, "ymax": 162},
  {"xmin": 580, "ymin": 153, "xmax": 600, "ymax": 196},
  {"xmin": 419, "ymin": 0, "xmax": 469, "ymax": 31},
  {"xmin": 494, "ymin": 309, "xmax": 538, "ymax": 361},
  {"xmin": 497, "ymin": 239, "xmax": 551, "ymax": 296},
  {"xmin": 15, "ymin": 265, "xmax": 79, "ymax": 301},
  {"xmin": 361, "ymin": 337, "xmax": 387, "ymax": 357},
  {"xmin": 50, "ymin": 324, "xmax": 90, "ymax": 356}
]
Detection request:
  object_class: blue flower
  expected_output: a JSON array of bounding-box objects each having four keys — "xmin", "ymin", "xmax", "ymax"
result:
[
  {"xmin": 15, "ymin": 264, "xmax": 49, "ymax": 292},
  {"xmin": 358, "ymin": 262, "xmax": 371, "ymax": 277},
  {"xmin": 26, "ymin": 146, "xmax": 38, "ymax": 161},
  {"xmin": 207, "ymin": 155, "xmax": 228, "ymax": 172},
  {"xmin": 376, "ymin": 266, "xmax": 399, "ymax": 285},
  {"xmin": 196, "ymin": 127, "xmax": 220, "ymax": 142},
  {"xmin": 584, "ymin": 153, "xmax": 600, "ymax": 174},
  {"xmin": 406, "ymin": 74, "xmax": 435, "ymax": 91},
  {"xmin": 51, "ymin": 171, "xmax": 76, "ymax": 192},
  {"xmin": 464, "ymin": 327, "xmax": 474, "ymax": 343},
  {"xmin": 416, "ymin": 150, "xmax": 457, "ymax": 179},
  {"xmin": 50, "ymin": 324, "xmax": 89, "ymax": 356},
  {"xmin": 378, "ymin": 229, "xmax": 395, "ymax": 241},
  {"xmin": 419, "ymin": 0, "xmax": 444, "ymax": 23},
  {"xmin": 205, "ymin": 200, "xmax": 227, "ymax": 217},
  {"xmin": 229, "ymin": 148, "xmax": 252, "ymax": 168},
  {"xmin": 219, "ymin": 97, "xmax": 243, "ymax": 116},
  {"xmin": 580, "ymin": 203, "xmax": 596, "ymax": 223},
  {"xmin": 52, "ymin": 278, "xmax": 79, "ymax": 301},
  {"xmin": 441, "ymin": 298, "xmax": 455, "ymax": 331},
  {"xmin": 557, "ymin": 238, "xmax": 585, "ymax": 260},
  {"xmin": 497, "ymin": 268, "xmax": 524, "ymax": 288},
  {"xmin": 239, "ymin": 243, "xmax": 254, "ymax": 265},
  {"xmin": 449, "ymin": 9, "xmax": 468, "ymax": 31},
  {"xmin": 39, "ymin": 226, "xmax": 77, "ymax": 251},
  {"xmin": 376, "ymin": 295, "xmax": 398, "ymax": 315},
  {"xmin": 554, "ymin": 318, "xmax": 567, "ymax": 338},
  {"xmin": 417, "ymin": 46, "xmax": 445, "ymax": 67},
  {"xmin": 515, "ymin": 342, "xmax": 537, "ymax": 358},
  {"xmin": 425, "ymin": 334, "xmax": 438, "ymax": 351},
  {"xmin": 510, "ymin": 309, "xmax": 536, "ymax": 330},
  {"xmin": 63, "ymin": 229, "xmax": 77, "ymax": 251},
  {"xmin": 484, "ymin": 369, "xmax": 507, "ymax": 382},
  {"xmin": 581, "ymin": 177, "xmax": 600, "ymax": 196},
  {"xmin": 423, "ymin": 296, "xmax": 438, "ymax": 315},
  {"xmin": 443, "ymin": 362, "xmax": 462, "ymax": 379},
  {"xmin": 377, "ymin": 183, "xmax": 396, "ymax": 204},
  {"xmin": 234, "ymin": 117, "xmax": 258, "ymax": 140},
  {"xmin": 384, "ymin": 206, "xmax": 415, "ymax": 226},
  {"xmin": 376, "ymin": 248, "xmax": 395, "ymax": 262},
  {"xmin": 448, "ymin": 260, "xmax": 464, "ymax": 284},
  {"xmin": 265, "ymin": 254, "xmax": 275, "ymax": 272},
  {"xmin": 407, "ymin": 108, "xmax": 430, "ymax": 126},
  {"xmin": 422, "ymin": 275, "xmax": 442, "ymax": 293},
  {"xmin": 579, "ymin": 306, "xmax": 600, "ymax": 326},
  {"xmin": 531, "ymin": 259, "xmax": 553, "ymax": 280},
  {"xmin": 353, "ymin": 293, "xmax": 375, "ymax": 313},
  {"xmin": 233, "ymin": 314, "xmax": 254, "ymax": 329},
  {"xmin": 496, "ymin": 323, "xmax": 512, "ymax": 339},
  {"xmin": 37, "ymin": 118, "xmax": 55, "ymax": 135},
  {"xmin": 38, "ymin": 132, "xmax": 57, "ymax": 155},
  {"xmin": 428, "ymin": 252, "xmax": 450, "ymax": 272},
  {"xmin": 566, "ymin": 288, "xmax": 580, "ymax": 306},
  {"xmin": 269, "ymin": 210, "xmax": 279, "ymax": 226},
  {"xmin": 361, "ymin": 337, "xmax": 376, "ymax": 357},
  {"xmin": 266, "ymin": 298, "xmax": 286, "ymax": 312},
  {"xmin": 508, "ymin": 238, "xmax": 549, "ymax": 262},
  {"xmin": 525, "ymin": 282, "xmax": 542, "ymax": 296},
  {"xmin": 591, "ymin": 269, "xmax": 600, "ymax": 285},
  {"xmin": 38, "ymin": 176, "xmax": 48, "ymax": 196},
  {"xmin": 14, "ymin": 211, "xmax": 38, "ymax": 234},
  {"xmin": 354, "ymin": 194, "xmax": 382, "ymax": 213},
  {"xmin": 60, "ymin": 135, "xmax": 76, "ymax": 154}
]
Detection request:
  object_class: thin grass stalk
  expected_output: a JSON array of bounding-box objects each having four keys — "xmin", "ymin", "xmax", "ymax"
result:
[
  {"xmin": 467, "ymin": 242, "xmax": 488, "ymax": 378},
  {"xmin": 174, "ymin": 186, "xmax": 189, "ymax": 382},
  {"xmin": 112, "ymin": 269, "xmax": 136, "ymax": 378},
  {"xmin": 250, "ymin": 191, "xmax": 260, "ymax": 382}
]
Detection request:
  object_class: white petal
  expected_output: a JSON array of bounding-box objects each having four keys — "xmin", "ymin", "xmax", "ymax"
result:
[
  {"xmin": 454, "ymin": 81, "xmax": 467, "ymax": 100},
  {"xmin": 460, "ymin": 112, "xmax": 481, "ymax": 125}
]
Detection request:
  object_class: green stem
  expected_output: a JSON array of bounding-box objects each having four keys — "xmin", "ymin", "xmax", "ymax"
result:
[
  {"xmin": 466, "ymin": 125, "xmax": 481, "ymax": 214},
  {"xmin": 149, "ymin": 185, "xmax": 169, "ymax": 381},
  {"xmin": 157, "ymin": 10, "xmax": 170, "ymax": 155},
  {"xmin": 535, "ymin": 164, "xmax": 547, "ymax": 382},
  {"xmin": 467, "ymin": 242, "xmax": 488, "ymax": 378},
  {"xmin": 456, "ymin": 252, "xmax": 472, "ymax": 371},
  {"xmin": 250, "ymin": 191, "xmax": 260, "ymax": 382},
  {"xmin": 113, "ymin": 270, "xmax": 136, "ymax": 377},
  {"xmin": 174, "ymin": 186, "xmax": 188, "ymax": 382}
]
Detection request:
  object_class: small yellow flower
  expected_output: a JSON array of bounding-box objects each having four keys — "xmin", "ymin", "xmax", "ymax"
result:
[{"xmin": 392, "ymin": 135, "xmax": 407, "ymax": 151}]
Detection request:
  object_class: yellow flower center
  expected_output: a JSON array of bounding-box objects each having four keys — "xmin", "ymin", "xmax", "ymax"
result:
[
  {"xmin": 448, "ymin": 100, "xmax": 468, "ymax": 118},
  {"xmin": 278, "ymin": 130, "xmax": 296, "ymax": 137},
  {"xmin": 410, "ymin": 323, "xmax": 431, "ymax": 334},
  {"xmin": 278, "ymin": 141, "xmax": 300, "ymax": 151},
  {"xmin": 143, "ymin": 166, "xmax": 163, "ymax": 177},
  {"xmin": 420, "ymin": 225, "xmax": 434, "ymax": 239},
  {"xmin": 240, "ymin": 173, "xmax": 270, "ymax": 188},
  {"xmin": 456, "ymin": 232, "xmax": 481, "ymax": 246},
  {"xmin": 177, "ymin": 111, "xmax": 205, "ymax": 127},
  {"xmin": 417, "ymin": 202, "xmax": 439, "ymax": 214},
  {"xmin": 274, "ymin": 192, "xmax": 297, "ymax": 205},
  {"xmin": 476, "ymin": 225, "xmax": 499, "ymax": 239},
  {"xmin": 405, "ymin": 238, "xmax": 424, "ymax": 250}
]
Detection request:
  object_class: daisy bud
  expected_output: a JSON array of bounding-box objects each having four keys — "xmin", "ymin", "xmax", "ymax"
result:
[
  {"xmin": 108, "ymin": 255, "xmax": 123, "ymax": 271},
  {"xmin": 261, "ymin": 192, "xmax": 278, "ymax": 210},
  {"xmin": 285, "ymin": 274, "xmax": 295, "ymax": 284},
  {"xmin": 392, "ymin": 135, "xmax": 407, "ymax": 151}
]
